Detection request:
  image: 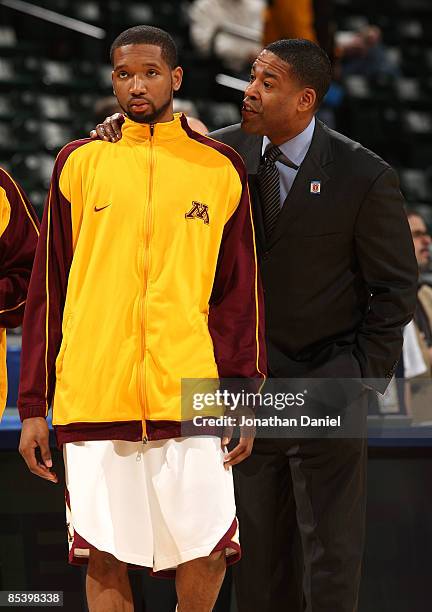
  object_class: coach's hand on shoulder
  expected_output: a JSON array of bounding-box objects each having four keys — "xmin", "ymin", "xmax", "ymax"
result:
[
  {"xmin": 19, "ymin": 417, "xmax": 58, "ymax": 483},
  {"xmin": 89, "ymin": 112, "xmax": 125, "ymax": 142},
  {"xmin": 222, "ymin": 406, "xmax": 256, "ymax": 469}
]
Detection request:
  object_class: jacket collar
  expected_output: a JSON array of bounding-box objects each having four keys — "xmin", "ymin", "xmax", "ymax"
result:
[
  {"xmin": 240, "ymin": 132, "xmax": 263, "ymax": 175},
  {"xmin": 242, "ymin": 118, "xmax": 333, "ymax": 176},
  {"xmin": 262, "ymin": 116, "xmax": 316, "ymax": 168},
  {"xmin": 121, "ymin": 112, "xmax": 186, "ymax": 144}
]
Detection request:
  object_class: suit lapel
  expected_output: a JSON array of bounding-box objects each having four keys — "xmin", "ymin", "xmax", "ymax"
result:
[
  {"xmin": 268, "ymin": 120, "xmax": 333, "ymax": 247},
  {"xmin": 240, "ymin": 134, "xmax": 266, "ymax": 251}
]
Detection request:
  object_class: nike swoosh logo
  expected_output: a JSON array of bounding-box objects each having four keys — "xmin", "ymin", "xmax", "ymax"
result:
[{"xmin": 94, "ymin": 204, "xmax": 111, "ymax": 212}]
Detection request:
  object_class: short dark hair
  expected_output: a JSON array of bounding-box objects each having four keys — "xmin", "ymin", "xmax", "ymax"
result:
[
  {"xmin": 406, "ymin": 207, "xmax": 426, "ymax": 223},
  {"xmin": 110, "ymin": 25, "xmax": 178, "ymax": 68},
  {"xmin": 264, "ymin": 39, "xmax": 332, "ymax": 107}
]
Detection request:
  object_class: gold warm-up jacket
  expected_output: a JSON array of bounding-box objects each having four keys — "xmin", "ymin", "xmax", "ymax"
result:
[{"xmin": 18, "ymin": 114, "xmax": 266, "ymax": 444}]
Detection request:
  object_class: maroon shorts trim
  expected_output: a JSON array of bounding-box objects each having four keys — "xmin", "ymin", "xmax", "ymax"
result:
[
  {"xmin": 150, "ymin": 517, "xmax": 241, "ymax": 578},
  {"xmin": 66, "ymin": 485, "xmax": 240, "ymax": 577}
]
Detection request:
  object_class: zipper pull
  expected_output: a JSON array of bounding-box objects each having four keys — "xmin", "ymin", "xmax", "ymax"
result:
[
  {"xmin": 142, "ymin": 436, "xmax": 148, "ymax": 445},
  {"xmin": 150, "ymin": 124, "xmax": 154, "ymax": 138}
]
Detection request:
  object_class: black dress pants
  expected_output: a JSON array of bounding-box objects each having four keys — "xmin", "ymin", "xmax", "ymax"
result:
[{"xmin": 233, "ymin": 435, "xmax": 367, "ymax": 612}]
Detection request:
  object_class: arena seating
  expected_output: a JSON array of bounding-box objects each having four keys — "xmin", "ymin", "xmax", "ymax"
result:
[
  {"xmin": 1, "ymin": 5, "xmax": 432, "ymax": 612},
  {"xmin": 0, "ymin": 0, "xmax": 431, "ymax": 217}
]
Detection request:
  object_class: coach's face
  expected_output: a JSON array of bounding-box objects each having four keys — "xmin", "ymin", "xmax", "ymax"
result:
[
  {"xmin": 112, "ymin": 43, "xmax": 182, "ymax": 124},
  {"xmin": 241, "ymin": 50, "xmax": 316, "ymax": 145}
]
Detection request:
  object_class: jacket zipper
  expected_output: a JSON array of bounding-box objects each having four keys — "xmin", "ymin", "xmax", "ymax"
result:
[{"xmin": 139, "ymin": 123, "xmax": 155, "ymax": 443}]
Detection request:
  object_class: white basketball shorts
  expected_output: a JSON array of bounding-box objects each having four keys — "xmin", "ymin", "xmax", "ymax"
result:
[{"xmin": 63, "ymin": 436, "xmax": 240, "ymax": 574}]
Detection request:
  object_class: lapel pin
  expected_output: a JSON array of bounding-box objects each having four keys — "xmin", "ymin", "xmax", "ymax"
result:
[{"xmin": 310, "ymin": 180, "xmax": 321, "ymax": 194}]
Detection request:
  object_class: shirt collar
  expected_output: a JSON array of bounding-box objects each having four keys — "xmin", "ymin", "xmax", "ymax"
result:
[{"xmin": 262, "ymin": 116, "xmax": 315, "ymax": 167}]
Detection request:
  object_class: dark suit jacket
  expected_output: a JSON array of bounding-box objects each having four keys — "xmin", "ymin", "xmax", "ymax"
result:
[{"xmin": 210, "ymin": 120, "xmax": 418, "ymax": 393}]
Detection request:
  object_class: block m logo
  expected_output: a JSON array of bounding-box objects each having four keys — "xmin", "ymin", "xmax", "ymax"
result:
[{"xmin": 185, "ymin": 201, "xmax": 210, "ymax": 225}]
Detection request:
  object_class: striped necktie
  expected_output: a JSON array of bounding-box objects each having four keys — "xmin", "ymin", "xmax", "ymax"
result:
[
  {"xmin": 258, "ymin": 145, "xmax": 283, "ymax": 240},
  {"xmin": 257, "ymin": 145, "xmax": 297, "ymax": 240}
]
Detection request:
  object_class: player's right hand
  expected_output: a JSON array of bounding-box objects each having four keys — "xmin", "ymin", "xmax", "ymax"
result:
[
  {"xmin": 19, "ymin": 417, "xmax": 58, "ymax": 483},
  {"xmin": 89, "ymin": 112, "xmax": 125, "ymax": 142}
]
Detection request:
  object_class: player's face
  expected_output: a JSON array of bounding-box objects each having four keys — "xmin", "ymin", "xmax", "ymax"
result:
[
  {"xmin": 112, "ymin": 44, "xmax": 182, "ymax": 124},
  {"xmin": 408, "ymin": 214, "xmax": 431, "ymax": 270},
  {"xmin": 241, "ymin": 50, "xmax": 316, "ymax": 145}
]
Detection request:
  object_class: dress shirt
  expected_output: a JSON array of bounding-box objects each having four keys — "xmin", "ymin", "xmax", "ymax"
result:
[{"xmin": 262, "ymin": 116, "xmax": 315, "ymax": 207}]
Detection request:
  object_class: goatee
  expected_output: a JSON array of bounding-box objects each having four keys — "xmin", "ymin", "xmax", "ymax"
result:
[{"xmin": 122, "ymin": 98, "xmax": 172, "ymax": 124}]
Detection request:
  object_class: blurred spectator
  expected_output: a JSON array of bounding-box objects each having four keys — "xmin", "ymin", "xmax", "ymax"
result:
[
  {"xmin": 408, "ymin": 209, "xmax": 432, "ymax": 275},
  {"xmin": 378, "ymin": 210, "xmax": 432, "ymax": 418},
  {"xmin": 310, "ymin": 1, "xmax": 398, "ymax": 78},
  {"xmin": 261, "ymin": 1, "xmax": 342, "ymax": 128},
  {"xmin": 336, "ymin": 24, "xmax": 400, "ymax": 79},
  {"xmin": 263, "ymin": 1, "xmax": 398, "ymax": 81},
  {"xmin": 94, "ymin": 96, "xmax": 122, "ymax": 124},
  {"xmin": 404, "ymin": 209, "xmax": 432, "ymax": 422},
  {"xmin": 189, "ymin": 0, "xmax": 264, "ymax": 74},
  {"xmin": 173, "ymin": 98, "xmax": 208, "ymax": 133},
  {"xmin": 407, "ymin": 210, "xmax": 432, "ymax": 366},
  {"xmin": 173, "ymin": 98, "xmax": 199, "ymax": 118},
  {"xmin": 263, "ymin": 0, "xmax": 317, "ymax": 46}
]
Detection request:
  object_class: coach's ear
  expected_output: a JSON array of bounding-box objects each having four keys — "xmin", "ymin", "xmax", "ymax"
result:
[{"xmin": 90, "ymin": 113, "xmax": 125, "ymax": 142}]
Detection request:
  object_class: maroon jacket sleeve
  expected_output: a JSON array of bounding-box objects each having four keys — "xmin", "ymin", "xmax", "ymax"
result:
[
  {"xmin": 0, "ymin": 168, "xmax": 40, "ymax": 328},
  {"xmin": 179, "ymin": 115, "xmax": 267, "ymax": 381},
  {"xmin": 208, "ymin": 164, "xmax": 267, "ymax": 381},
  {"xmin": 17, "ymin": 141, "xmax": 87, "ymax": 421}
]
